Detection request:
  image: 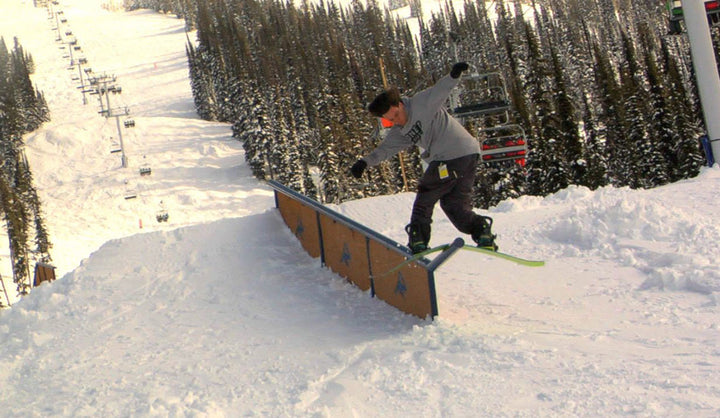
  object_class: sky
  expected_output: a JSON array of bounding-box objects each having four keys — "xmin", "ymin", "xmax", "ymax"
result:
[{"xmin": 1, "ymin": 0, "xmax": 719, "ymax": 416}]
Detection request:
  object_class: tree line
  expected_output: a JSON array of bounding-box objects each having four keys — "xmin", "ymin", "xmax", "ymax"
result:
[
  {"xmin": 0, "ymin": 37, "xmax": 52, "ymax": 302},
  {"xmin": 128, "ymin": 0, "xmax": 711, "ymax": 207}
]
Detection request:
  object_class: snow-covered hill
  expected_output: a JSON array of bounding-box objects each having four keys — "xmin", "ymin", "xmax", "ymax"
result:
[{"xmin": 1, "ymin": 0, "xmax": 719, "ymax": 416}]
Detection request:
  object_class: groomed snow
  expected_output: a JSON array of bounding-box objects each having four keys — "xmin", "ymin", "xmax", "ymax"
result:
[{"xmin": 1, "ymin": 0, "xmax": 719, "ymax": 416}]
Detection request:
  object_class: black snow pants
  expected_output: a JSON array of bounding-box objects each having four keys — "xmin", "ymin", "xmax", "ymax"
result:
[{"xmin": 410, "ymin": 153, "xmax": 486, "ymax": 236}]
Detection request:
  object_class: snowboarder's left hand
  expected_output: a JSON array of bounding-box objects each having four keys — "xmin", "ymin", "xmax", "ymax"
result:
[
  {"xmin": 450, "ymin": 62, "xmax": 469, "ymax": 79},
  {"xmin": 350, "ymin": 160, "xmax": 367, "ymax": 178}
]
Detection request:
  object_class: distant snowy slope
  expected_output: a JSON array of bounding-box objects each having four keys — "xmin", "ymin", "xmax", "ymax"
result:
[{"xmin": 0, "ymin": 0, "xmax": 269, "ymax": 283}]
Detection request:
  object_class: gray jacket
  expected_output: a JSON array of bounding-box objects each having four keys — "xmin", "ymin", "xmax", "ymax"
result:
[{"xmin": 363, "ymin": 75, "xmax": 480, "ymax": 167}]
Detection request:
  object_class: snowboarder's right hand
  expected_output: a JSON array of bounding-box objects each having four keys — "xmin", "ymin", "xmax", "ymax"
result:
[
  {"xmin": 450, "ymin": 62, "xmax": 469, "ymax": 79},
  {"xmin": 350, "ymin": 160, "xmax": 367, "ymax": 178}
]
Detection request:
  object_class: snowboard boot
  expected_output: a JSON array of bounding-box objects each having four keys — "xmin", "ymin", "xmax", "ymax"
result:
[
  {"xmin": 405, "ymin": 222, "xmax": 431, "ymax": 254},
  {"xmin": 472, "ymin": 216, "xmax": 498, "ymax": 251}
]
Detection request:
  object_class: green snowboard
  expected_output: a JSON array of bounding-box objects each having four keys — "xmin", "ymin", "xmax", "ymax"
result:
[{"xmin": 376, "ymin": 242, "xmax": 544, "ymax": 278}]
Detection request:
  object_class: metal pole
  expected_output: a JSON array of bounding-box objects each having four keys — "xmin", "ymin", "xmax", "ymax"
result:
[
  {"xmin": 683, "ymin": 0, "xmax": 720, "ymax": 163},
  {"xmin": 105, "ymin": 84, "xmax": 111, "ymax": 116},
  {"xmin": 77, "ymin": 62, "xmax": 87, "ymax": 105},
  {"xmin": 97, "ymin": 79, "xmax": 105, "ymax": 114},
  {"xmin": 0, "ymin": 271, "xmax": 10, "ymax": 307},
  {"xmin": 426, "ymin": 238, "xmax": 465, "ymax": 271},
  {"xmin": 54, "ymin": 11, "xmax": 61, "ymax": 41},
  {"xmin": 67, "ymin": 40, "xmax": 74, "ymax": 63},
  {"xmin": 115, "ymin": 114, "xmax": 128, "ymax": 168}
]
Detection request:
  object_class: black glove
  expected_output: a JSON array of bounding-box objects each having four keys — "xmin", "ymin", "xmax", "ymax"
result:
[
  {"xmin": 350, "ymin": 159, "xmax": 367, "ymax": 178},
  {"xmin": 450, "ymin": 62, "xmax": 469, "ymax": 79}
]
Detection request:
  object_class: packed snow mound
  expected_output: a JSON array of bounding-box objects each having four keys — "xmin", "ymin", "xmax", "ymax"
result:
[
  {"xmin": 0, "ymin": 214, "xmax": 422, "ymax": 415},
  {"xmin": 532, "ymin": 168, "xmax": 720, "ymax": 295}
]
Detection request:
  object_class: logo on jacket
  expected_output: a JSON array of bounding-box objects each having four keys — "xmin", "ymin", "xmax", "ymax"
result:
[{"xmin": 405, "ymin": 121, "xmax": 423, "ymax": 144}]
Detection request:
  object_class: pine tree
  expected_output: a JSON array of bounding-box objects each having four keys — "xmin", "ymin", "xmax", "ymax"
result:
[
  {"xmin": 0, "ymin": 36, "xmax": 51, "ymax": 295},
  {"xmin": 185, "ymin": 41, "xmax": 218, "ymax": 121},
  {"xmin": 618, "ymin": 30, "xmax": 667, "ymax": 189},
  {"xmin": 660, "ymin": 37, "xmax": 705, "ymax": 180},
  {"xmin": 521, "ymin": 20, "xmax": 568, "ymax": 196},
  {"xmin": 11, "ymin": 38, "xmax": 48, "ymax": 132},
  {"xmin": 548, "ymin": 36, "xmax": 583, "ymax": 186},
  {"xmin": 590, "ymin": 38, "xmax": 625, "ymax": 187},
  {"xmin": 0, "ymin": 170, "xmax": 30, "ymax": 296},
  {"xmin": 640, "ymin": 23, "xmax": 675, "ymax": 187},
  {"xmin": 236, "ymin": 82, "xmax": 271, "ymax": 180},
  {"xmin": 579, "ymin": 92, "xmax": 609, "ymax": 189}
]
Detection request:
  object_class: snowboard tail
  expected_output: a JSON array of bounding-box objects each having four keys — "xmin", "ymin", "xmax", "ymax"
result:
[{"xmin": 459, "ymin": 245, "xmax": 545, "ymax": 267}]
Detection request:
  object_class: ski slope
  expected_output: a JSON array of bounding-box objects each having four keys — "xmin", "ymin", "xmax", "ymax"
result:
[{"xmin": 1, "ymin": 0, "xmax": 720, "ymax": 416}]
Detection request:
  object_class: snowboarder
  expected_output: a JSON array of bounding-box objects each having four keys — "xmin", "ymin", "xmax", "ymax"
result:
[{"xmin": 350, "ymin": 62, "xmax": 497, "ymax": 254}]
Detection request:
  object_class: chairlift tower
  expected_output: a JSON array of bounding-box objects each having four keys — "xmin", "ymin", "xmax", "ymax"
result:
[
  {"xmin": 107, "ymin": 106, "xmax": 130, "ymax": 168},
  {"xmin": 682, "ymin": 0, "xmax": 720, "ymax": 163},
  {"xmin": 63, "ymin": 37, "xmax": 89, "ymax": 105},
  {"xmin": 92, "ymin": 74, "xmax": 129, "ymax": 168},
  {"xmin": 60, "ymin": 36, "xmax": 89, "ymax": 106},
  {"xmin": 87, "ymin": 73, "xmax": 115, "ymax": 115},
  {"xmin": 51, "ymin": 9, "xmax": 63, "ymax": 41},
  {"xmin": 59, "ymin": 35, "xmax": 77, "ymax": 67},
  {"xmin": 74, "ymin": 56, "xmax": 89, "ymax": 105}
]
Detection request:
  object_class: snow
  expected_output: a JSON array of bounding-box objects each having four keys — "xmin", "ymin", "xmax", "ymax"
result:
[{"xmin": 1, "ymin": 0, "xmax": 720, "ymax": 416}]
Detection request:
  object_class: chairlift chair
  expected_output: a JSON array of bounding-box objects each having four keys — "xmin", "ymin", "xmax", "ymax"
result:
[
  {"xmin": 449, "ymin": 72, "xmax": 512, "ymax": 122},
  {"xmin": 707, "ymin": 0, "xmax": 720, "ymax": 25},
  {"xmin": 123, "ymin": 178, "xmax": 137, "ymax": 199},
  {"xmin": 138, "ymin": 154, "xmax": 151, "ymax": 176},
  {"xmin": 156, "ymin": 211, "xmax": 169, "ymax": 222},
  {"xmin": 124, "ymin": 119, "xmax": 135, "ymax": 128},
  {"xmin": 666, "ymin": 0, "xmax": 720, "ymax": 33},
  {"xmin": 156, "ymin": 201, "xmax": 169, "ymax": 222},
  {"xmin": 447, "ymin": 68, "xmax": 529, "ymax": 166},
  {"xmin": 109, "ymin": 137, "xmax": 121, "ymax": 153},
  {"xmin": 668, "ymin": 0, "xmax": 683, "ymax": 20},
  {"xmin": 479, "ymin": 124, "xmax": 528, "ymax": 166}
]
